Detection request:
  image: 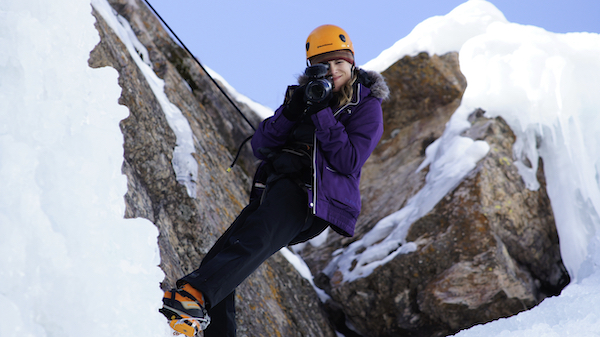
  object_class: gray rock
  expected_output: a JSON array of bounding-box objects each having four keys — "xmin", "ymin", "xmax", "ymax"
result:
[{"xmin": 300, "ymin": 54, "xmax": 569, "ymax": 336}]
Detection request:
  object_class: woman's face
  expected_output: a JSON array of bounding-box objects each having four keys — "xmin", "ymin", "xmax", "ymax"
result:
[{"xmin": 325, "ymin": 59, "xmax": 353, "ymax": 92}]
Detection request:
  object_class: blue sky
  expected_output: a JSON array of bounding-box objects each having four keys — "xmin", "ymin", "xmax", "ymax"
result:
[{"xmin": 145, "ymin": 0, "xmax": 600, "ymax": 111}]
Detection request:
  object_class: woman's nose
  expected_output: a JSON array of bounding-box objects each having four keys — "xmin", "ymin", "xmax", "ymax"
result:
[{"xmin": 327, "ymin": 62, "xmax": 335, "ymax": 75}]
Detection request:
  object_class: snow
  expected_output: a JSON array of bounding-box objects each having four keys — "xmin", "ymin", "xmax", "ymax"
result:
[
  {"xmin": 362, "ymin": 0, "xmax": 508, "ymax": 73},
  {"xmin": 206, "ymin": 68, "xmax": 274, "ymax": 120},
  {"xmin": 279, "ymin": 248, "xmax": 330, "ymax": 302},
  {"xmin": 0, "ymin": 0, "xmax": 169, "ymax": 336},
  {"xmin": 1, "ymin": 0, "xmax": 599, "ymax": 336},
  {"xmin": 457, "ymin": 19, "xmax": 600, "ymax": 281},
  {"xmin": 92, "ymin": 0, "xmax": 198, "ymax": 198}
]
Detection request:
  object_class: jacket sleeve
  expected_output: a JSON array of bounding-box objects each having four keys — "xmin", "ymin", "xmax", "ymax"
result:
[
  {"xmin": 251, "ymin": 105, "xmax": 298, "ymax": 160},
  {"xmin": 311, "ymin": 96, "xmax": 383, "ymax": 175}
]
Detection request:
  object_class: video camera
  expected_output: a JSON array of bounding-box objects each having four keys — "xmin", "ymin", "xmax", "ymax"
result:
[{"xmin": 304, "ymin": 63, "xmax": 333, "ymax": 105}]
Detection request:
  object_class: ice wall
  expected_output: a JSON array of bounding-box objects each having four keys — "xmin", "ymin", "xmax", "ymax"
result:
[{"xmin": 0, "ymin": 1, "xmax": 168, "ymax": 336}]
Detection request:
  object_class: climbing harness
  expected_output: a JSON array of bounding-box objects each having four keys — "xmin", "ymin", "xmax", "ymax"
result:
[{"xmin": 142, "ymin": 0, "xmax": 255, "ymax": 171}]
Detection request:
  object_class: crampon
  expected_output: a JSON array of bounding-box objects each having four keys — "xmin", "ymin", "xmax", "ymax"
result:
[{"xmin": 160, "ymin": 307, "xmax": 210, "ymax": 336}]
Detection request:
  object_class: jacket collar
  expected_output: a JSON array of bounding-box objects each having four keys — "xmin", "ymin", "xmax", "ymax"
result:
[{"xmin": 358, "ymin": 69, "xmax": 389, "ymax": 100}]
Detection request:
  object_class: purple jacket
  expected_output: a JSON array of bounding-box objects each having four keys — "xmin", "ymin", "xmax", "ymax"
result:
[{"xmin": 251, "ymin": 69, "xmax": 388, "ymax": 236}]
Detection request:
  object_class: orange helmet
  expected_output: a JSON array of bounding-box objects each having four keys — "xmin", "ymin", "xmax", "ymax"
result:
[{"xmin": 305, "ymin": 24, "xmax": 354, "ymax": 61}]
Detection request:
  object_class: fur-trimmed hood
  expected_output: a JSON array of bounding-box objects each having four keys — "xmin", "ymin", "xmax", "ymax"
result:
[{"xmin": 297, "ymin": 67, "xmax": 389, "ymax": 100}]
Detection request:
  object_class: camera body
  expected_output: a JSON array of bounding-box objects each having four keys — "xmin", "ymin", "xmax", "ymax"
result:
[{"xmin": 304, "ymin": 63, "xmax": 333, "ymax": 105}]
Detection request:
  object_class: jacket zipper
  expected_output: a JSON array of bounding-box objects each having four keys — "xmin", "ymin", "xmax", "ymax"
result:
[
  {"xmin": 311, "ymin": 84, "xmax": 363, "ymax": 215},
  {"xmin": 312, "ymin": 133, "xmax": 317, "ymax": 215}
]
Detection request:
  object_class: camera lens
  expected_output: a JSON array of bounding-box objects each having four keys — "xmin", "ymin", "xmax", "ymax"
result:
[
  {"xmin": 305, "ymin": 79, "xmax": 333, "ymax": 103},
  {"xmin": 303, "ymin": 63, "xmax": 333, "ymax": 104},
  {"xmin": 307, "ymin": 82, "xmax": 326, "ymax": 99}
]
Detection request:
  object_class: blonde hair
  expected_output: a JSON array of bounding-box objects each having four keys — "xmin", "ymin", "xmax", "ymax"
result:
[{"xmin": 335, "ymin": 67, "xmax": 358, "ymax": 107}]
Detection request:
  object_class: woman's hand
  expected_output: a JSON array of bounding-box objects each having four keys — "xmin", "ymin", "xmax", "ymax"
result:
[
  {"xmin": 282, "ymin": 85, "xmax": 307, "ymax": 121},
  {"xmin": 305, "ymin": 94, "xmax": 334, "ymax": 115}
]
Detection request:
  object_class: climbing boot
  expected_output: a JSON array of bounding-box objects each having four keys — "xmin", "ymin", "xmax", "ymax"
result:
[{"xmin": 159, "ymin": 283, "xmax": 210, "ymax": 336}]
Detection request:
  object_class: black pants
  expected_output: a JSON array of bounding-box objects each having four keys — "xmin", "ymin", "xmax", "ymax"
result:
[{"xmin": 179, "ymin": 177, "xmax": 329, "ymax": 337}]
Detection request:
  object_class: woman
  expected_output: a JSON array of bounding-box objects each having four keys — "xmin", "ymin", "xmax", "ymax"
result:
[{"xmin": 160, "ymin": 24, "xmax": 389, "ymax": 337}]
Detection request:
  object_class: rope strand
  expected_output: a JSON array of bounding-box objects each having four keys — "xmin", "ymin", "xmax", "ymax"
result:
[
  {"xmin": 141, "ymin": 0, "xmax": 256, "ymax": 172},
  {"xmin": 141, "ymin": 0, "xmax": 256, "ymax": 132}
]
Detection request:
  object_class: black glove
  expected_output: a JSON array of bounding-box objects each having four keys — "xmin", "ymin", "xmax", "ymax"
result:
[
  {"xmin": 305, "ymin": 89, "xmax": 334, "ymax": 116},
  {"xmin": 306, "ymin": 100, "xmax": 331, "ymax": 116},
  {"xmin": 282, "ymin": 85, "xmax": 307, "ymax": 121}
]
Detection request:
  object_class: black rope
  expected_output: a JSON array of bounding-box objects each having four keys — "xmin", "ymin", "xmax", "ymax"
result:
[
  {"xmin": 142, "ymin": 0, "xmax": 256, "ymax": 132},
  {"xmin": 226, "ymin": 135, "xmax": 254, "ymax": 172}
]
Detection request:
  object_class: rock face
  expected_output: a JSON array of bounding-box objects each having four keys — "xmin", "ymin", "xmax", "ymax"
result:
[
  {"xmin": 301, "ymin": 54, "xmax": 570, "ymax": 336},
  {"xmin": 299, "ymin": 52, "xmax": 468, "ymax": 276},
  {"xmin": 89, "ymin": 1, "xmax": 569, "ymax": 336},
  {"xmin": 89, "ymin": 1, "xmax": 336, "ymax": 336}
]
